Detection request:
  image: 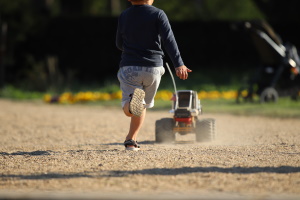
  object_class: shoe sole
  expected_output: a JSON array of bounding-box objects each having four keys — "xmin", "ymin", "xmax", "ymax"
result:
[
  {"xmin": 129, "ymin": 88, "xmax": 145, "ymax": 117},
  {"xmin": 125, "ymin": 147, "xmax": 140, "ymax": 151}
]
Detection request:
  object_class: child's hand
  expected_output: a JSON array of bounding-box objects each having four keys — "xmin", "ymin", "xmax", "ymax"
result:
[{"xmin": 175, "ymin": 65, "xmax": 192, "ymax": 80}]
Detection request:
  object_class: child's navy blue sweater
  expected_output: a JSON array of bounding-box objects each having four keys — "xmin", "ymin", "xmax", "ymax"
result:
[{"xmin": 116, "ymin": 4, "xmax": 184, "ymax": 68}]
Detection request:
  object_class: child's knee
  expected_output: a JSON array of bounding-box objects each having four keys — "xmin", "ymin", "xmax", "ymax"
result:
[{"xmin": 123, "ymin": 101, "xmax": 133, "ymax": 117}]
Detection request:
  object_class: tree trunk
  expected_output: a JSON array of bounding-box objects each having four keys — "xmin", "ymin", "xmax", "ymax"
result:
[
  {"xmin": 111, "ymin": 0, "xmax": 121, "ymax": 16},
  {"xmin": 0, "ymin": 22, "xmax": 7, "ymax": 89}
]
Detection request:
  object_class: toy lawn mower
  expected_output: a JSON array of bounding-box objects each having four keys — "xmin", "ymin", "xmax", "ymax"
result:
[{"xmin": 155, "ymin": 63, "xmax": 216, "ymax": 143}]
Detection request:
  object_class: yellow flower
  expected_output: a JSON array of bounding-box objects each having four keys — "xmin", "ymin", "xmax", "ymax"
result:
[
  {"xmin": 206, "ymin": 91, "xmax": 221, "ymax": 99},
  {"xmin": 241, "ymin": 90, "xmax": 248, "ymax": 97},
  {"xmin": 92, "ymin": 92, "xmax": 102, "ymax": 101},
  {"xmin": 98, "ymin": 92, "xmax": 111, "ymax": 101},
  {"xmin": 43, "ymin": 94, "xmax": 52, "ymax": 103},
  {"xmin": 111, "ymin": 90, "xmax": 122, "ymax": 100},
  {"xmin": 155, "ymin": 90, "xmax": 173, "ymax": 100},
  {"xmin": 44, "ymin": 88, "xmax": 255, "ymax": 104},
  {"xmin": 84, "ymin": 92, "xmax": 95, "ymax": 101},
  {"xmin": 198, "ymin": 91, "xmax": 208, "ymax": 99},
  {"xmin": 59, "ymin": 92, "xmax": 73, "ymax": 104},
  {"xmin": 221, "ymin": 90, "xmax": 237, "ymax": 99},
  {"xmin": 74, "ymin": 92, "xmax": 85, "ymax": 102}
]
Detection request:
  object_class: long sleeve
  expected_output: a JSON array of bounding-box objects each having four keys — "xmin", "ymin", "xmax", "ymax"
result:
[
  {"xmin": 158, "ymin": 11, "xmax": 184, "ymax": 68},
  {"xmin": 116, "ymin": 5, "xmax": 184, "ymax": 68}
]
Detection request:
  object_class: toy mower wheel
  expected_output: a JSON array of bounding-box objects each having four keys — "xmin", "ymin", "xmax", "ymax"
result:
[
  {"xmin": 260, "ymin": 87, "xmax": 278, "ymax": 103},
  {"xmin": 155, "ymin": 118, "xmax": 175, "ymax": 143},
  {"xmin": 195, "ymin": 118, "xmax": 216, "ymax": 142}
]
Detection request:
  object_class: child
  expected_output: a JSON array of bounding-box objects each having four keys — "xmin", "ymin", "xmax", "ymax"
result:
[{"xmin": 116, "ymin": 0, "xmax": 192, "ymax": 150}]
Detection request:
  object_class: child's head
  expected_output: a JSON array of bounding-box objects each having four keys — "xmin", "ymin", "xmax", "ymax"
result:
[
  {"xmin": 128, "ymin": 0, "xmax": 154, "ymax": 5},
  {"xmin": 129, "ymin": 0, "xmax": 145, "ymax": 2}
]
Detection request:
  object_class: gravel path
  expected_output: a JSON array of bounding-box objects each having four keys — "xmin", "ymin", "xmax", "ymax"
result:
[{"xmin": 0, "ymin": 99, "xmax": 299, "ymax": 200}]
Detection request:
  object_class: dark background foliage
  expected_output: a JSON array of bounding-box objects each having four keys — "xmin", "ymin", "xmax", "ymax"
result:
[{"xmin": 0, "ymin": 0, "xmax": 300, "ymax": 91}]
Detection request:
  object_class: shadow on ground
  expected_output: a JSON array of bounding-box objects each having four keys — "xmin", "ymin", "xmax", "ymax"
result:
[{"xmin": 1, "ymin": 166, "xmax": 299, "ymax": 180}]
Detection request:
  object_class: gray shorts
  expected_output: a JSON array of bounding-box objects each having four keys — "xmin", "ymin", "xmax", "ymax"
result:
[{"xmin": 117, "ymin": 66, "xmax": 165, "ymax": 108}]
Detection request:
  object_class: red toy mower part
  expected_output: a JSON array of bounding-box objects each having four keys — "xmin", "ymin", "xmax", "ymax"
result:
[{"xmin": 174, "ymin": 117, "xmax": 192, "ymax": 124}]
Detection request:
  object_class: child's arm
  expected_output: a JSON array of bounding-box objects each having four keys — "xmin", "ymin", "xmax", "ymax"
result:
[{"xmin": 158, "ymin": 11, "xmax": 192, "ymax": 80}]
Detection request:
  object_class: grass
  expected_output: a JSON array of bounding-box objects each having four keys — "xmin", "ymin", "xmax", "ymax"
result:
[
  {"xmin": 200, "ymin": 98, "xmax": 300, "ymax": 118},
  {"xmin": 152, "ymin": 98, "xmax": 300, "ymax": 118},
  {"xmin": 1, "ymin": 85, "xmax": 300, "ymax": 118},
  {"xmin": 0, "ymin": 85, "xmax": 45, "ymax": 100}
]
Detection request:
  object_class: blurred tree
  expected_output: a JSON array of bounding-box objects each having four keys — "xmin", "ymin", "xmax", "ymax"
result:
[
  {"xmin": 82, "ymin": 0, "xmax": 128, "ymax": 16},
  {"xmin": 58, "ymin": 0, "xmax": 265, "ymax": 21},
  {"xmin": 110, "ymin": 0, "xmax": 122, "ymax": 16},
  {"xmin": 253, "ymin": 0, "xmax": 300, "ymax": 23},
  {"xmin": 0, "ymin": 20, "xmax": 7, "ymax": 88},
  {"xmin": 154, "ymin": 0, "xmax": 265, "ymax": 21},
  {"xmin": 0, "ymin": 0, "xmax": 299, "ymax": 90},
  {"xmin": 60, "ymin": 0, "xmax": 83, "ymax": 16},
  {"xmin": 200, "ymin": 0, "xmax": 265, "ymax": 21},
  {"xmin": 0, "ymin": 0, "xmax": 55, "ymax": 89}
]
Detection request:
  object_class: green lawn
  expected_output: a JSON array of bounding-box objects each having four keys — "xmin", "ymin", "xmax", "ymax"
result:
[
  {"xmin": 152, "ymin": 98, "xmax": 300, "ymax": 118},
  {"xmin": 1, "ymin": 85, "xmax": 300, "ymax": 118}
]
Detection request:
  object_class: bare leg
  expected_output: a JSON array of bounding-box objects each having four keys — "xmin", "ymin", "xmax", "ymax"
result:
[
  {"xmin": 122, "ymin": 88, "xmax": 146, "ymax": 149},
  {"xmin": 125, "ymin": 109, "xmax": 146, "ymax": 141}
]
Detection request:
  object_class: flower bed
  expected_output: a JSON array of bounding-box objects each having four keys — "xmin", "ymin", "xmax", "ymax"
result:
[{"xmin": 43, "ymin": 90, "xmax": 241, "ymax": 104}]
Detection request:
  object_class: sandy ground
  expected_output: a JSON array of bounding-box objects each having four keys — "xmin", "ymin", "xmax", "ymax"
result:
[{"xmin": 0, "ymin": 99, "xmax": 299, "ymax": 200}]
